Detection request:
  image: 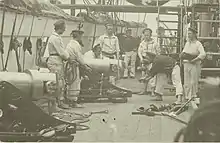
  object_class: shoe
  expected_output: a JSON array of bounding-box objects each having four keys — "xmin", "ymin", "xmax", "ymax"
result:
[
  {"xmin": 123, "ymin": 76, "xmax": 128, "ymax": 79},
  {"xmin": 69, "ymin": 103, "xmax": 84, "ymax": 108},
  {"xmin": 175, "ymin": 94, "xmax": 183, "ymax": 104},
  {"xmin": 57, "ymin": 101, "xmax": 70, "ymax": 109},
  {"xmin": 139, "ymin": 77, "xmax": 145, "ymax": 82},
  {"xmin": 130, "ymin": 76, "xmax": 135, "ymax": 79},
  {"xmin": 151, "ymin": 93, "xmax": 163, "ymax": 101},
  {"xmin": 137, "ymin": 91, "xmax": 147, "ymax": 95}
]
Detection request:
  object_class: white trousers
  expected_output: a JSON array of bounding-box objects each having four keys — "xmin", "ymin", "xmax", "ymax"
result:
[
  {"xmin": 47, "ymin": 57, "xmax": 65, "ymax": 100},
  {"xmin": 144, "ymin": 63, "xmax": 156, "ymax": 92},
  {"xmin": 155, "ymin": 65, "xmax": 183, "ymax": 96},
  {"xmin": 66, "ymin": 66, "xmax": 81, "ymax": 101},
  {"xmin": 123, "ymin": 51, "xmax": 137, "ymax": 77},
  {"xmin": 184, "ymin": 62, "xmax": 201, "ymax": 100}
]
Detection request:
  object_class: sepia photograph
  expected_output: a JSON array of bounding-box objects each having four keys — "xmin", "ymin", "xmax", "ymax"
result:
[{"xmin": 0, "ymin": 0, "xmax": 219, "ymax": 142}]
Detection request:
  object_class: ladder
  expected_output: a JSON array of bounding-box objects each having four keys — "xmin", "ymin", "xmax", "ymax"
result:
[{"xmin": 190, "ymin": 1, "xmax": 220, "ymax": 76}]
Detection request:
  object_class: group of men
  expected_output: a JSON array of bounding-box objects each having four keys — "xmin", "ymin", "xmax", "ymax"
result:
[
  {"xmin": 121, "ymin": 26, "xmax": 183, "ymax": 103},
  {"xmin": 45, "ymin": 18, "xmax": 203, "ymax": 109},
  {"xmin": 45, "ymin": 20, "xmax": 121, "ymax": 109}
]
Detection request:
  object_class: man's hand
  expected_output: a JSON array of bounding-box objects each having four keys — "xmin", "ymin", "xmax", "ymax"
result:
[
  {"xmin": 83, "ymin": 75, "xmax": 89, "ymax": 80},
  {"xmin": 190, "ymin": 57, "xmax": 199, "ymax": 64},
  {"xmin": 85, "ymin": 65, "xmax": 92, "ymax": 73}
]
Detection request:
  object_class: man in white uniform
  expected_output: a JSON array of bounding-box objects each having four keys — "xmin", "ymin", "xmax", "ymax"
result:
[
  {"xmin": 97, "ymin": 23, "xmax": 120, "ymax": 84},
  {"xmin": 46, "ymin": 20, "xmax": 69, "ymax": 109},
  {"xmin": 65, "ymin": 29, "xmax": 91, "ymax": 108},
  {"xmin": 84, "ymin": 44, "xmax": 104, "ymax": 59},
  {"xmin": 138, "ymin": 28, "xmax": 160, "ymax": 96}
]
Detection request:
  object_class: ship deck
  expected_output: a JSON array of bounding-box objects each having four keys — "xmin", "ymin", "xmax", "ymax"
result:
[{"xmin": 37, "ymin": 77, "xmax": 193, "ymax": 142}]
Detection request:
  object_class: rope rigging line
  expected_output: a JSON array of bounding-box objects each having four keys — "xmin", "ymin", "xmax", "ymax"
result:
[
  {"xmin": 17, "ymin": 13, "xmax": 25, "ymax": 59},
  {"xmin": 4, "ymin": 8, "xmax": 23, "ymax": 72},
  {"xmin": 0, "ymin": 0, "xmax": 6, "ymax": 70}
]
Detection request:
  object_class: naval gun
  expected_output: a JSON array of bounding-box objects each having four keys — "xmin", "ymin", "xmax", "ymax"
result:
[
  {"xmin": 0, "ymin": 80, "xmax": 76, "ymax": 142},
  {"xmin": 65, "ymin": 58, "xmax": 132, "ymax": 102}
]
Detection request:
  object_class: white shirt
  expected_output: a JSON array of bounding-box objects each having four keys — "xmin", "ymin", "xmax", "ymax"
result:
[
  {"xmin": 65, "ymin": 39, "xmax": 85, "ymax": 65},
  {"xmin": 97, "ymin": 34, "xmax": 120, "ymax": 54},
  {"xmin": 183, "ymin": 40, "xmax": 206, "ymax": 61},
  {"xmin": 44, "ymin": 32, "xmax": 69, "ymax": 60},
  {"xmin": 138, "ymin": 38, "xmax": 160, "ymax": 58}
]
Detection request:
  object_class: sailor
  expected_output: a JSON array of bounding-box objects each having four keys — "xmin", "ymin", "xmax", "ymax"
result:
[
  {"xmin": 157, "ymin": 26, "xmax": 173, "ymax": 54},
  {"xmin": 97, "ymin": 23, "xmax": 120, "ymax": 84},
  {"xmin": 122, "ymin": 29, "xmax": 137, "ymax": 79},
  {"xmin": 46, "ymin": 20, "xmax": 69, "ymax": 109},
  {"xmin": 98, "ymin": 23, "xmax": 120, "ymax": 59},
  {"xmin": 140, "ymin": 52, "xmax": 183, "ymax": 103},
  {"xmin": 180, "ymin": 27, "xmax": 206, "ymax": 101},
  {"xmin": 65, "ymin": 29, "xmax": 91, "ymax": 108},
  {"xmin": 138, "ymin": 28, "xmax": 160, "ymax": 95},
  {"xmin": 84, "ymin": 44, "xmax": 104, "ymax": 59}
]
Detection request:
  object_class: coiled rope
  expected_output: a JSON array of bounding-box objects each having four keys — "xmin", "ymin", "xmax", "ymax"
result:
[
  {"xmin": 174, "ymin": 100, "xmax": 220, "ymax": 142},
  {"xmin": 64, "ymin": 60, "xmax": 78, "ymax": 86}
]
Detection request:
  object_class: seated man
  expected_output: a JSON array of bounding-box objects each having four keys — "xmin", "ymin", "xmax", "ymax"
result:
[
  {"xmin": 140, "ymin": 52, "xmax": 183, "ymax": 103},
  {"xmin": 84, "ymin": 44, "xmax": 105, "ymax": 59}
]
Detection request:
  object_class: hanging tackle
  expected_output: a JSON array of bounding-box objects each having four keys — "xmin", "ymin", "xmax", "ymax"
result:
[
  {"xmin": 35, "ymin": 18, "xmax": 49, "ymax": 67},
  {"xmin": 22, "ymin": 15, "xmax": 34, "ymax": 71},
  {"xmin": 4, "ymin": 8, "xmax": 22, "ymax": 72}
]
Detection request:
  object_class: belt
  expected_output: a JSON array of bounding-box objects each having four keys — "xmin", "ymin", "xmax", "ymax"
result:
[{"xmin": 50, "ymin": 53, "xmax": 59, "ymax": 56}]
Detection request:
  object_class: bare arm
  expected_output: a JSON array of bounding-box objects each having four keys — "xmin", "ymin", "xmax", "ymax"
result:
[
  {"xmin": 75, "ymin": 45, "xmax": 85, "ymax": 65},
  {"xmin": 191, "ymin": 42, "xmax": 206, "ymax": 62},
  {"xmin": 155, "ymin": 42, "xmax": 161, "ymax": 55},
  {"xmin": 138, "ymin": 43, "xmax": 143, "ymax": 61},
  {"xmin": 115, "ymin": 37, "xmax": 120, "ymax": 59}
]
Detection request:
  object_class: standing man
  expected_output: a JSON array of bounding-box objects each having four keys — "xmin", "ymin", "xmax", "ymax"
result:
[
  {"xmin": 97, "ymin": 23, "xmax": 120, "ymax": 84},
  {"xmin": 122, "ymin": 29, "xmax": 137, "ymax": 79},
  {"xmin": 157, "ymin": 26, "xmax": 172, "ymax": 54},
  {"xmin": 65, "ymin": 29, "xmax": 91, "ymax": 108},
  {"xmin": 180, "ymin": 27, "xmax": 206, "ymax": 101},
  {"xmin": 138, "ymin": 28, "xmax": 160, "ymax": 95},
  {"xmin": 46, "ymin": 20, "xmax": 69, "ymax": 109}
]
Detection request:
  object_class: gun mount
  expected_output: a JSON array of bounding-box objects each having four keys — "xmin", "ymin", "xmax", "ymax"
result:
[
  {"xmin": 76, "ymin": 58, "xmax": 132, "ymax": 102},
  {"xmin": 0, "ymin": 81, "xmax": 76, "ymax": 142}
]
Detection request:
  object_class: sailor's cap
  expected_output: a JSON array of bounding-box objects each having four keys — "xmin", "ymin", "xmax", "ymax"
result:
[
  {"xmin": 188, "ymin": 27, "xmax": 198, "ymax": 34},
  {"xmin": 126, "ymin": 28, "xmax": 132, "ymax": 32},
  {"xmin": 142, "ymin": 28, "xmax": 152, "ymax": 34},
  {"xmin": 92, "ymin": 44, "xmax": 101, "ymax": 50},
  {"xmin": 105, "ymin": 23, "xmax": 114, "ymax": 27},
  {"xmin": 70, "ymin": 29, "xmax": 84, "ymax": 35}
]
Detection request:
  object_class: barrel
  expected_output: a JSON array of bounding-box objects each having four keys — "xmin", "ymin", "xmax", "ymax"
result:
[{"xmin": 0, "ymin": 70, "xmax": 56, "ymax": 99}]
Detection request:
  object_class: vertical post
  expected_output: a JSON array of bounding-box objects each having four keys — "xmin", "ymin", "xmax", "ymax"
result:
[
  {"xmin": 71, "ymin": 0, "xmax": 75, "ymax": 16},
  {"xmin": 157, "ymin": 0, "xmax": 160, "ymax": 43},
  {"xmin": 179, "ymin": 1, "xmax": 184, "ymax": 85}
]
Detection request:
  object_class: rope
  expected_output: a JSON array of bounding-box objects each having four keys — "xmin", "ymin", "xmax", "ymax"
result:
[
  {"xmin": 143, "ymin": 13, "xmax": 147, "ymax": 23},
  {"xmin": 91, "ymin": 23, "xmax": 97, "ymax": 49},
  {"xmin": 64, "ymin": 61, "xmax": 78, "ymax": 86},
  {"xmin": 0, "ymin": 1, "xmax": 6, "ymax": 70},
  {"xmin": 18, "ymin": 13, "xmax": 25, "ymax": 59}
]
